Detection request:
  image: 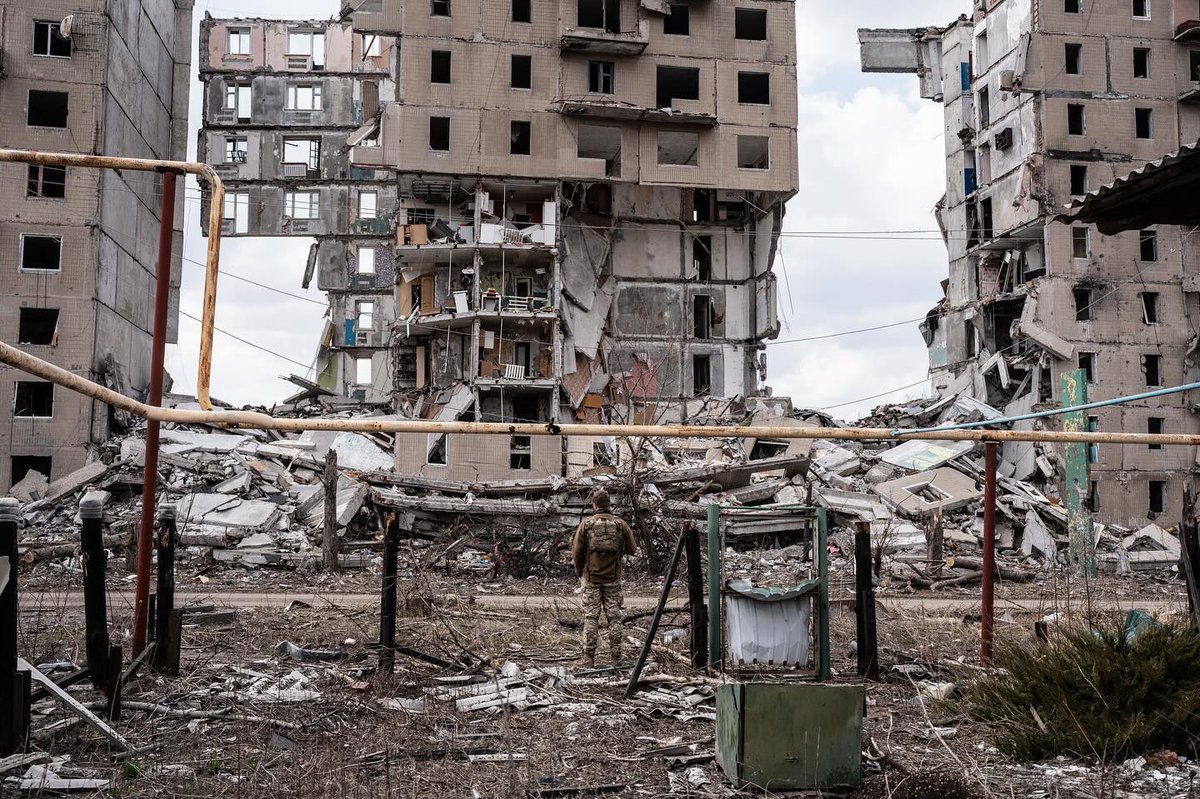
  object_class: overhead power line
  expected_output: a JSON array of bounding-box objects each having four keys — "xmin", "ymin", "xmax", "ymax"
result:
[{"xmin": 177, "ymin": 309, "xmax": 315, "ymax": 373}]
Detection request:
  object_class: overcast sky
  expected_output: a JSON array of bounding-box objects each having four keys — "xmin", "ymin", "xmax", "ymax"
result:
[{"xmin": 165, "ymin": 0, "xmax": 968, "ymax": 421}]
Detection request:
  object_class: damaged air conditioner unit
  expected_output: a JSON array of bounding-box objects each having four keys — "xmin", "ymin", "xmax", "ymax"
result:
[
  {"xmin": 282, "ymin": 163, "xmax": 309, "ymax": 178},
  {"xmin": 994, "ymin": 127, "xmax": 1014, "ymax": 150}
]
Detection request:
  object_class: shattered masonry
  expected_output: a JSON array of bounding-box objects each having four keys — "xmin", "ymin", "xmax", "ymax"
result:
[
  {"xmin": 860, "ymin": 0, "xmax": 1200, "ymax": 527},
  {"xmin": 196, "ymin": 0, "xmax": 799, "ymax": 481}
]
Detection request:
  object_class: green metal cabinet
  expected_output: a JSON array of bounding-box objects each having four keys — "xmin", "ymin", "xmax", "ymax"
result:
[{"xmin": 716, "ymin": 683, "xmax": 863, "ymax": 790}]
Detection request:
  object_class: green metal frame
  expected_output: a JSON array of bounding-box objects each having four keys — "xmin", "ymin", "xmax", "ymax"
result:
[{"xmin": 708, "ymin": 504, "xmax": 831, "ymax": 680}]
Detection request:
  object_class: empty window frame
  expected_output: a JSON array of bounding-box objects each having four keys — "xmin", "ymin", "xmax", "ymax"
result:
[
  {"xmin": 588, "ymin": 60, "xmax": 615, "ymax": 93},
  {"xmin": 358, "ymin": 191, "xmax": 377, "ymax": 219},
  {"xmin": 1074, "ymin": 287, "xmax": 1092, "ymax": 321},
  {"xmin": 33, "ymin": 20, "xmax": 71, "ymax": 57},
  {"xmin": 429, "ymin": 116, "xmax": 451, "ymax": 151},
  {"xmin": 362, "ymin": 34, "xmax": 382, "ymax": 57},
  {"xmin": 656, "ymin": 65, "xmax": 700, "ymax": 109},
  {"xmin": 283, "ymin": 191, "xmax": 319, "ymax": 219},
  {"xmin": 692, "ymin": 354, "xmax": 712, "ymax": 395},
  {"xmin": 693, "ymin": 235, "xmax": 712, "ymax": 281},
  {"xmin": 356, "ymin": 301, "xmax": 375, "ymax": 329},
  {"xmin": 657, "ymin": 131, "xmax": 699, "ymax": 166},
  {"xmin": 286, "ymin": 84, "xmax": 322, "ymax": 111},
  {"xmin": 1086, "ymin": 416, "xmax": 1099, "ymax": 464},
  {"xmin": 432, "ymin": 0, "xmax": 451, "ymax": 16},
  {"xmin": 510, "ymin": 120, "xmax": 531, "ymax": 155},
  {"xmin": 1067, "ymin": 103, "xmax": 1085, "ymax": 135},
  {"xmin": 664, "ymin": 3, "xmax": 690, "ymax": 35},
  {"xmin": 287, "ymin": 31, "xmax": 325, "ymax": 63},
  {"xmin": 27, "ymin": 90, "xmax": 68, "ymax": 128},
  {"xmin": 430, "ymin": 49, "xmax": 452, "ymax": 83},
  {"xmin": 1144, "ymin": 353, "xmax": 1162, "ymax": 386},
  {"xmin": 357, "ymin": 247, "xmax": 376, "ymax": 274},
  {"xmin": 1135, "ymin": 107, "xmax": 1152, "ymax": 139},
  {"xmin": 26, "ymin": 165, "xmax": 65, "ymax": 198},
  {"xmin": 1149, "ymin": 480, "xmax": 1166, "ymax": 514},
  {"xmin": 17, "ymin": 308, "xmax": 58, "ymax": 345},
  {"xmin": 408, "ymin": 207, "xmax": 436, "ymax": 225},
  {"xmin": 1133, "ymin": 47, "xmax": 1150, "ymax": 78},
  {"xmin": 13, "ymin": 382, "xmax": 53, "ymax": 418},
  {"xmin": 225, "ymin": 83, "xmax": 252, "ymax": 120},
  {"xmin": 1133, "ymin": 0, "xmax": 1150, "ymax": 18},
  {"xmin": 282, "ymin": 138, "xmax": 320, "ymax": 171},
  {"xmin": 980, "ymin": 196, "xmax": 994, "ymax": 240},
  {"xmin": 1086, "ymin": 479, "xmax": 1100, "ymax": 511},
  {"xmin": 1147, "ymin": 416, "xmax": 1164, "ymax": 449},
  {"xmin": 693, "ymin": 295, "xmax": 713, "ymax": 339},
  {"xmin": 1071, "ymin": 226, "xmax": 1089, "ymax": 258},
  {"xmin": 1192, "ymin": 51, "xmax": 1200, "ymax": 81},
  {"xmin": 224, "ymin": 136, "xmax": 248, "ymax": 163},
  {"xmin": 511, "ymin": 54, "xmax": 532, "ymax": 89},
  {"xmin": 578, "ymin": 0, "xmax": 620, "ymax": 33},
  {"xmin": 427, "ymin": 434, "xmax": 448, "ymax": 465},
  {"xmin": 1065, "ymin": 0, "xmax": 1081, "ymax": 11},
  {"xmin": 1140, "ymin": 229, "xmax": 1159, "ymax": 261},
  {"xmin": 1070, "ymin": 164, "xmax": 1087, "ymax": 196},
  {"xmin": 736, "ymin": 135, "xmax": 769, "ymax": 169},
  {"xmin": 978, "ymin": 86, "xmax": 990, "ymax": 127},
  {"xmin": 1141, "ymin": 291, "xmax": 1159, "ymax": 324},
  {"xmin": 576, "ymin": 124, "xmax": 622, "ymax": 177},
  {"xmin": 737, "ymin": 72, "xmax": 770, "ymax": 104},
  {"xmin": 11, "ymin": 456, "xmax": 52, "ymax": 486},
  {"xmin": 227, "ymin": 27, "xmax": 250, "ymax": 54},
  {"xmin": 513, "ymin": 0, "xmax": 531, "ymax": 23},
  {"xmin": 223, "ymin": 191, "xmax": 249, "ymax": 233},
  {"xmin": 1078, "ymin": 351, "xmax": 1096, "ymax": 383},
  {"xmin": 734, "ymin": 8, "xmax": 768, "ymax": 40},
  {"xmin": 19, "ymin": 234, "xmax": 62, "ymax": 272},
  {"xmin": 1065, "ymin": 42, "xmax": 1082, "ymax": 74},
  {"xmin": 354, "ymin": 357, "xmax": 373, "ymax": 385},
  {"xmin": 510, "ymin": 435, "xmax": 532, "ymax": 470}
]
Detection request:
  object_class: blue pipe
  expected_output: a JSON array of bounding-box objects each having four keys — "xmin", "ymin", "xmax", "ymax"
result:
[{"xmin": 894, "ymin": 380, "xmax": 1200, "ymax": 437}]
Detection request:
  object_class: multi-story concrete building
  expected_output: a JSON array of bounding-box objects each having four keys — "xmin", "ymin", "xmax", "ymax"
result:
[
  {"xmin": 860, "ymin": 0, "xmax": 1200, "ymax": 526},
  {"xmin": 200, "ymin": 0, "xmax": 798, "ymax": 480},
  {"xmin": 1, "ymin": 0, "xmax": 192, "ymax": 491}
]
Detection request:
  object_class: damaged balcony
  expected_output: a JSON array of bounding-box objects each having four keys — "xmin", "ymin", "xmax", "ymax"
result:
[
  {"xmin": 397, "ymin": 250, "xmax": 477, "ymax": 326},
  {"xmin": 476, "ymin": 182, "xmax": 557, "ymax": 249},
  {"xmin": 477, "ymin": 318, "xmax": 557, "ymax": 383},
  {"xmin": 556, "ymin": 97, "xmax": 716, "ymax": 127},
  {"xmin": 477, "ymin": 384, "xmax": 557, "ymax": 424},
  {"xmin": 560, "ymin": 0, "xmax": 649, "ymax": 55},
  {"xmin": 477, "ymin": 250, "xmax": 555, "ymax": 319}
]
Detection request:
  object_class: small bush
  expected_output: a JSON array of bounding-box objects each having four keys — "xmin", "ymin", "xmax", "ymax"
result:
[{"xmin": 964, "ymin": 621, "xmax": 1200, "ymax": 761}]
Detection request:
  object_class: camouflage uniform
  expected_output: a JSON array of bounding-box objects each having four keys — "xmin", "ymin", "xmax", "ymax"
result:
[
  {"xmin": 572, "ymin": 511, "xmax": 637, "ymax": 664},
  {"xmin": 582, "ymin": 580, "xmax": 625, "ymax": 662}
]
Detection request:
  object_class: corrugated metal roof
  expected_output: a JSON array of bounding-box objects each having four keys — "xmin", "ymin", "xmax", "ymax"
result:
[{"xmin": 1060, "ymin": 140, "xmax": 1200, "ymax": 233}]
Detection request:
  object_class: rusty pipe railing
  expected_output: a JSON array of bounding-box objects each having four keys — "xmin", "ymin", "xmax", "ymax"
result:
[
  {"xmin": 0, "ymin": 149, "xmax": 225, "ymax": 411},
  {"xmin": 5, "ymin": 341, "xmax": 1200, "ymax": 447}
]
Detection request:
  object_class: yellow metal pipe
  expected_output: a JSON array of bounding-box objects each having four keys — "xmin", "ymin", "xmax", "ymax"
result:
[
  {"xmin": 4, "ymin": 341, "xmax": 1200, "ymax": 447},
  {"xmin": 0, "ymin": 149, "xmax": 225, "ymax": 410}
]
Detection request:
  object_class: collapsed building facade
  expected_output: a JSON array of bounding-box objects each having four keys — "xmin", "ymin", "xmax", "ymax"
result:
[
  {"xmin": 860, "ymin": 0, "xmax": 1200, "ymax": 526},
  {"xmin": 0, "ymin": 0, "xmax": 192, "ymax": 492},
  {"xmin": 199, "ymin": 0, "xmax": 798, "ymax": 481}
]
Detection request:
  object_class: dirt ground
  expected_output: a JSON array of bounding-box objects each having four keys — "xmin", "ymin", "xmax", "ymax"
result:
[{"xmin": 9, "ymin": 544, "xmax": 1199, "ymax": 798}]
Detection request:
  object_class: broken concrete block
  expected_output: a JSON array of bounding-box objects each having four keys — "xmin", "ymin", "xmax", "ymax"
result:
[
  {"xmin": 814, "ymin": 487, "xmax": 891, "ymax": 522},
  {"xmin": 1021, "ymin": 510, "xmax": 1057, "ymax": 561},
  {"xmin": 238, "ymin": 532, "xmax": 277, "ymax": 549},
  {"xmin": 214, "ymin": 472, "xmax": 252, "ymax": 494},
  {"xmin": 289, "ymin": 484, "xmax": 324, "ymax": 516},
  {"xmin": 9, "ymin": 470, "xmax": 48, "ymax": 503},
  {"xmin": 880, "ymin": 440, "xmax": 973, "ymax": 472},
  {"xmin": 120, "ymin": 439, "xmax": 146, "ymax": 465},
  {"xmin": 811, "ymin": 444, "xmax": 861, "ymax": 477},
  {"xmin": 176, "ymin": 494, "xmax": 282, "ymax": 531},
  {"xmin": 302, "ymin": 480, "xmax": 369, "ymax": 527},
  {"xmin": 160, "ymin": 430, "xmax": 252, "ymax": 453},
  {"xmin": 1121, "ymin": 523, "xmax": 1181, "ymax": 557},
  {"xmin": 873, "ymin": 468, "xmax": 983, "ymax": 518},
  {"xmin": 862, "ymin": 465, "xmax": 895, "ymax": 484},
  {"xmin": 43, "ymin": 462, "xmax": 109, "ymax": 503},
  {"xmin": 300, "ymin": 431, "xmax": 394, "ymax": 472}
]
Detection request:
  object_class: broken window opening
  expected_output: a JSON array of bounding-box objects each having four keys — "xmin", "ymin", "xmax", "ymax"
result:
[
  {"xmin": 18, "ymin": 308, "xmax": 59, "ymax": 345},
  {"xmin": 33, "ymin": 20, "xmax": 71, "ymax": 57},
  {"xmin": 965, "ymin": 319, "xmax": 978, "ymax": 358},
  {"xmin": 588, "ymin": 60, "xmax": 615, "ymax": 94},
  {"xmin": 354, "ymin": 357, "xmax": 373, "ymax": 386},
  {"xmin": 1139, "ymin": 229, "xmax": 1159, "ymax": 261},
  {"xmin": 1148, "ymin": 416, "xmax": 1164, "ymax": 449},
  {"xmin": 20, "ymin": 234, "xmax": 62, "ymax": 272},
  {"xmin": 736, "ymin": 135, "xmax": 769, "ymax": 169},
  {"xmin": 1071, "ymin": 226, "xmax": 1089, "ymax": 259},
  {"xmin": 11, "ymin": 456, "xmax": 52, "ymax": 487},
  {"xmin": 429, "ymin": 116, "xmax": 451, "ymax": 151},
  {"xmin": 408, "ymin": 207, "xmax": 436, "ymax": 225},
  {"xmin": 578, "ymin": 0, "xmax": 620, "ymax": 33},
  {"xmin": 1133, "ymin": 47, "xmax": 1150, "ymax": 78},
  {"xmin": 286, "ymin": 84, "xmax": 322, "ymax": 111},
  {"xmin": 1065, "ymin": 0, "xmax": 1081, "ymax": 12},
  {"xmin": 27, "ymin": 90, "xmax": 68, "ymax": 128},
  {"xmin": 223, "ymin": 191, "xmax": 249, "ymax": 234},
  {"xmin": 287, "ymin": 31, "xmax": 326, "ymax": 67},
  {"xmin": 1039, "ymin": 362, "xmax": 1054, "ymax": 403},
  {"xmin": 664, "ymin": 4, "xmax": 690, "ymax": 35},
  {"xmin": 1141, "ymin": 291, "xmax": 1159, "ymax": 324},
  {"xmin": 576, "ymin": 124, "xmax": 622, "ymax": 177},
  {"xmin": 225, "ymin": 137, "xmax": 248, "ymax": 164},
  {"xmin": 1191, "ymin": 50, "xmax": 1200, "ymax": 81},
  {"xmin": 692, "ymin": 354, "xmax": 711, "ymax": 396},
  {"xmin": 362, "ymin": 34, "xmax": 382, "ymax": 57},
  {"xmin": 1135, "ymin": 107, "xmax": 1153, "ymax": 139},
  {"xmin": 513, "ymin": 0, "xmax": 531, "ymax": 22},
  {"xmin": 510, "ymin": 435, "xmax": 532, "ymax": 470},
  {"xmin": 908, "ymin": 483, "xmax": 951, "ymax": 504},
  {"xmin": 1086, "ymin": 416, "xmax": 1099, "ymax": 464},
  {"xmin": 430, "ymin": 49, "xmax": 452, "ymax": 83},
  {"xmin": 358, "ymin": 191, "xmax": 377, "ymax": 219},
  {"xmin": 1134, "ymin": 0, "xmax": 1152, "ymax": 18},
  {"xmin": 511, "ymin": 54, "xmax": 532, "ymax": 89},
  {"xmin": 225, "ymin": 83, "xmax": 252, "ymax": 120},
  {"xmin": 283, "ymin": 191, "xmax": 319, "ymax": 219},
  {"xmin": 656, "ymin": 65, "xmax": 700, "ymax": 109},
  {"xmin": 738, "ymin": 72, "xmax": 770, "ymax": 105},
  {"xmin": 26, "ymin": 164, "xmax": 65, "ymax": 198},
  {"xmin": 981, "ymin": 197, "xmax": 994, "ymax": 240},
  {"xmin": 1065, "ymin": 42, "xmax": 1082, "ymax": 74},
  {"xmin": 282, "ymin": 138, "xmax": 320, "ymax": 174},
  {"xmin": 1074, "ymin": 287, "xmax": 1092, "ymax": 321},
  {"xmin": 427, "ymin": 434, "xmax": 447, "ymax": 465},
  {"xmin": 1078, "ymin": 351, "xmax": 1096, "ymax": 383},
  {"xmin": 356, "ymin": 301, "xmax": 375, "ymax": 330},
  {"xmin": 432, "ymin": 0, "xmax": 451, "ymax": 16},
  {"xmin": 357, "ymin": 247, "xmax": 376, "ymax": 275},
  {"xmin": 1085, "ymin": 479, "xmax": 1099, "ymax": 511},
  {"xmin": 693, "ymin": 235, "xmax": 712, "ymax": 281},
  {"xmin": 14, "ymin": 382, "xmax": 53, "ymax": 418},
  {"xmin": 1067, "ymin": 103, "xmax": 1085, "ymax": 135},
  {"xmin": 693, "ymin": 295, "xmax": 713, "ymax": 339},
  {"xmin": 734, "ymin": 8, "xmax": 768, "ymax": 40},
  {"xmin": 227, "ymin": 27, "xmax": 250, "ymax": 55},
  {"xmin": 510, "ymin": 120, "xmax": 532, "ymax": 155},
  {"xmin": 1149, "ymin": 480, "xmax": 1166, "ymax": 514},
  {"xmin": 592, "ymin": 442, "xmax": 614, "ymax": 467},
  {"xmin": 1144, "ymin": 353, "xmax": 1162, "ymax": 386},
  {"xmin": 657, "ymin": 131, "xmax": 699, "ymax": 166},
  {"xmin": 692, "ymin": 189, "xmax": 713, "ymax": 222},
  {"xmin": 978, "ymin": 86, "xmax": 990, "ymax": 127},
  {"xmin": 1070, "ymin": 164, "xmax": 1087, "ymax": 196}
]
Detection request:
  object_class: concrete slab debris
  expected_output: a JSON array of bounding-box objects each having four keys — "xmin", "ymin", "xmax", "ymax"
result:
[
  {"xmin": 874, "ymin": 468, "xmax": 983, "ymax": 518},
  {"xmin": 880, "ymin": 440, "xmax": 974, "ymax": 472},
  {"xmin": 177, "ymin": 494, "xmax": 282, "ymax": 530},
  {"xmin": 43, "ymin": 462, "xmax": 109, "ymax": 503},
  {"xmin": 9, "ymin": 470, "xmax": 48, "ymax": 503}
]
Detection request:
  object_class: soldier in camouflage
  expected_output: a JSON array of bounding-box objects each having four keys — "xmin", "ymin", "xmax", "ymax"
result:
[{"xmin": 571, "ymin": 489, "xmax": 637, "ymax": 668}]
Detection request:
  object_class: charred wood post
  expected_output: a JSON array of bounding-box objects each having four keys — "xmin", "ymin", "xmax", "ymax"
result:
[
  {"xmin": 684, "ymin": 525, "xmax": 708, "ymax": 669},
  {"xmin": 854, "ymin": 521, "xmax": 879, "ymax": 680},
  {"xmin": 154, "ymin": 507, "xmax": 178, "ymax": 674},
  {"xmin": 323, "ymin": 450, "xmax": 340, "ymax": 571},
  {"xmin": 81, "ymin": 494, "xmax": 110, "ymax": 690},
  {"xmin": 379, "ymin": 514, "xmax": 399, "ymax": 675}
]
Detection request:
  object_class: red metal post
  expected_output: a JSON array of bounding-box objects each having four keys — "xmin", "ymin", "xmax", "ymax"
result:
[
  {"xmin": 981, "ymin": 441, "xmax": 998, "ymax": 666},
  {"xmin": 132, "ymin": 170, "xmax": 178, "ymax": 655}
]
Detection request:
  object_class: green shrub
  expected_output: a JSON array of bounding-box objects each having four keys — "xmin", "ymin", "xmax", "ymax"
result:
[{"xmin": 964, "ymin": 622, "xmax": 1200, "ymax": 761}]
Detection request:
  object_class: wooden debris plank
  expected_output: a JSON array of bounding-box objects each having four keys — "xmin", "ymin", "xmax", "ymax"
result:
[{"xmin": 18, "ymin": 658, "xmax": 129, "ymax": 749}]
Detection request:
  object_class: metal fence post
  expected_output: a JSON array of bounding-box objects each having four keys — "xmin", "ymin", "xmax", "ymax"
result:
[{"xmin": 80, "ymin": 493, "xmax": 109, "ymax": 689}]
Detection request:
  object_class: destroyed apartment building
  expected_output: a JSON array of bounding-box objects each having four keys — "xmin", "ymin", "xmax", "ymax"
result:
[
  {"xmin": 0, "ymin": 0, "xmax": 193, "ymax": 492},
  {"xmin": 860, "ymin": 0, "xmax": 1200, "ymax": 526},
  {"xmin": 198, "ymin": 0, "xmax": 799, "ymax": 481}
]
